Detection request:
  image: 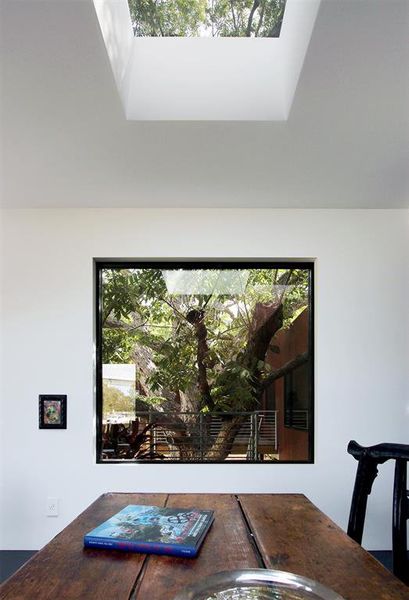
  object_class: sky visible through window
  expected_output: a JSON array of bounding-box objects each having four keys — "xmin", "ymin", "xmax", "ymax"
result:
[{"xmin": 128, "ymin": 0, "xmax": 286, "ymax": 38}]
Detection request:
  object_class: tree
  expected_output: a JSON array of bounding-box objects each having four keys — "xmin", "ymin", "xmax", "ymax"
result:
[
  {"xmin": 103, "ymin": 383, "xmax": 135, "ymax": 418},
  {"xmin": 101, "ymin": 266, "xmax": 310, "ymax": 460},
  {"xmin": 128, "ymin": 0, "xmax": 286, "ymax": 38}
]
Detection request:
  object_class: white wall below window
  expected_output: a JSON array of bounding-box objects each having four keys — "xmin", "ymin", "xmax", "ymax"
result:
[{"xmin": 0, "ymin": 208, "xmax": 408, "ymax": 550}]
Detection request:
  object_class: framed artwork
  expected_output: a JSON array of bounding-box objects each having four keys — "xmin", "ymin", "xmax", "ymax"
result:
[{"xmin": 39, "ymin": 395, "xmax": 67, "ymax": 429}]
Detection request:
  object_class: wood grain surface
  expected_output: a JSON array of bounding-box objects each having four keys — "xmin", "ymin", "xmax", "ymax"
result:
[
  {"xmin": 132, "ymin": 494, "xmax": 260, "ymax": 600},
  {"xmin": 0, "ymin": 493, "xmax": 167, "ymax": 600},
  {"xmin": 239, "ymin": 493, "xmax": 409, "ymax": 600},
  {"xmin": 1, "ymin": 493, "xmax": 407, "ymax": 600}
]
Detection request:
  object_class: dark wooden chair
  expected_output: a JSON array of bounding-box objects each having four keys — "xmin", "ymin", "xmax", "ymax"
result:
[{"xmin": 347, "ymin": 440, "xmax": 409, "ymax": 584}]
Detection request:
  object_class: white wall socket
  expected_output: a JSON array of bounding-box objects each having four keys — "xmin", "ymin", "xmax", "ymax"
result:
[{"xmin": 46, "ymin": 497, "xmax": 59, "ymax": 517}]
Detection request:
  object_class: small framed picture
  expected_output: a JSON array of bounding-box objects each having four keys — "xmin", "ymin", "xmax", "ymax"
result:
[{"xmin": 39, "ymin": 395, "xmax": 67, "ymax": 429}]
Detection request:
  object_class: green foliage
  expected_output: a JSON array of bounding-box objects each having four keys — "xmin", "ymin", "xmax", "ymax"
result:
[
  {"xmin": 102, "ymin": 265, "xmax": 310, "ymax": 414},
  {"xmin": 103, "ymin": 383, "xmax": 135, "ymax": 416},
  {"xmin": 102, "ymin": 268, "xmax": 169, "ymax": 363},
  {"xmin": 102, "ymin": 268, "xmax": 166, "ymax": 324},
  {"xmin": 102, "ymin": 270, "xmax": 143, "ymax": 322},
  {"xmin": 281, "ymin": 269, "xmax": 310, "ymax": 328},
  {"xmin": 147, "ymin": 329, "xmax": 197, "ymax": 393},
  {"xmin": 128, "ymin": 0, "xmax": 286, "ymax": 38},
  {"xmin": 103, "ymin": 329, "xmax": 136, "ymax": 363},
  {"xmin": 129, "ymin": 0, "xmax": 206, "ymax": 36},
  {"xmin": 134, "ymin": 394, "xmax": 167, "ymax": 407},
  {"xmin": 210, "ymin": 361, "xmax": 255, "ymax": 411},
  {"xmin": 208, "ymin": 0, "xmax": 286, "ymax": 37}
]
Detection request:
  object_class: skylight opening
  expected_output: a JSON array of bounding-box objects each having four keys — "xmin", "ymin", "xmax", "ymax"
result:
[
  {"xmin": 128, "ymin": 0, "xmax": 286, "ymax": 38},
  {"xmin": 94, "ymin": 0, "xmax": 321, "ymax": 119}
]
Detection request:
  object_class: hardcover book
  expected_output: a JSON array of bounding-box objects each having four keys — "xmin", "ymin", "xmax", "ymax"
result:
[{"xmin": 84, "ymin": 504, "xmax": 214, "ymax": 558}]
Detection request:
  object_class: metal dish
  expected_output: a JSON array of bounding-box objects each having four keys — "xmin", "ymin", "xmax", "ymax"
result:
[{"xmin": 173, "ymin": 569, "xmax": 346, "ymax": 600}]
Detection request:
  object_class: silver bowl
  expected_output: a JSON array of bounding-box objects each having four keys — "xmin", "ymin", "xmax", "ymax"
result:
[{"xmin": 173, "ymin": 569, "xmax": 345, "ymax": 600}]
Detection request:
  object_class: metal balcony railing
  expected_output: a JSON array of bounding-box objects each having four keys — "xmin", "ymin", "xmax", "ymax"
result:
[
  {"xmin": 150, "ymin": 410, "xmax": 277, "ymax": 461},
  {"xmin": 284, "ymin": 409, "xmax": 309, "ymax": 430},
  {"xmin": 131, "ymin": 410, "xmax": 278, "ymax": 461}
]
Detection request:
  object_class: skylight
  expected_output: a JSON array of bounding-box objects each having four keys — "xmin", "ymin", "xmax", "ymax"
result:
[
  {"xmin": 128, "ymin": 0, "xmax": 286, "ymax": 37},
  {"xmin": 94, "ymin": 0, "xmax": 320, "ymax": 120}
]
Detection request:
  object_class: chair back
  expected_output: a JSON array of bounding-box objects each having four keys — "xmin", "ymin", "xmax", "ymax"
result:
[{"xmin": 347, "ymin": 440, "xmax": 409, "ymax": 585}]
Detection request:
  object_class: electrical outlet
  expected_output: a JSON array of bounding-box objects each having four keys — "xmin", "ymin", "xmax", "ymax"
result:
[{"xmin": 46, "ymin": 497, "xmax": 59, "ymax": 517}]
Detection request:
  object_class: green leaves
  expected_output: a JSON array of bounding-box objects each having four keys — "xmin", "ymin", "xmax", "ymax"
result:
[
  {"xmin": 128, "ymin": 0, "xmax": 286, "ymax": 38},
  {"xmin": 147, "ymin": 332, "xmax": 197, "ymax": 393},
  {"xmin": 211, "ymin": 361, "xmax": 255, "ymax": 411},
  {"xmin": 129, "ymin": 0, "xmax": 207, "ymax": 37},
  {"xmin": 134, "ymin": 394, "xmax": 166, "ymax": 407},
  {"xmin": 102, "ymin": 328, "xmax": 136, "ymax": 363},
  {"xmin": 101, "ymin": 265, "xmax": 310, "ymax": 414},
  {"xmin": 103, "ymin": 383, "xmax": 135, "ymax": 417}
]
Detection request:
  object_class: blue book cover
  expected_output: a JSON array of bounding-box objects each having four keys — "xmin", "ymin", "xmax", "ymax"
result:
[{"xmin": 84, "ymin": 505, "xmax": 214, "ymax": 557}]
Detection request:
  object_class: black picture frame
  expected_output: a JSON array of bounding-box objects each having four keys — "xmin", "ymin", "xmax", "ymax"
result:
[{"xmin": 39, "ymin": 395, "xmax": 67, "ymax": 429}]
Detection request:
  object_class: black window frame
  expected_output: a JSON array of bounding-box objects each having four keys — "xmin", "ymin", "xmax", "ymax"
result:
[{"xmin": 95, "ymin": 259, "xmax": 315, "ymax": 464}]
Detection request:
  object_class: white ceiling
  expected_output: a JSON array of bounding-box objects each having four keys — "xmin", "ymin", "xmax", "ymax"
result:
[{"xmin": 0, "ymin": 0, "xmax": 408, "ymax": 208}]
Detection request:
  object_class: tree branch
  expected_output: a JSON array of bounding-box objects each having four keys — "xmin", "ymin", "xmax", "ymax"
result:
[
  {"xmin": 260, "ymin": 352, "xmax": 309, "ymax": 390},
  {"xmin": 186, "ymin": 309, "xmax": 215, "ymax": 411},
  {"xmin": 102, "ymin": 302, "xmax": 115, "ymax": 325},
  {"xmin": 246, "ymin": 0, "xmax": 260, "ymax": 36},
  {"xmin": 255, "ymin": 0, "xmax": 265, "ymax": 37},
  {"xmin": 268, "ymin": 1, "xmax": 285, "ymax": 37},
  {"xmin": 230, "ymin": 0, "xmax": 238, "ymax": 34},
  {"xmin": 160, "ymin": 297, "xmax": 189, "ymax": 322},
  {"xmin": 105, "ymin": 316, "xmax": 148, "ymax": 332},
  {"xmin": 245, "ymin": 302, "xmax": 283, "ymax": 365}
]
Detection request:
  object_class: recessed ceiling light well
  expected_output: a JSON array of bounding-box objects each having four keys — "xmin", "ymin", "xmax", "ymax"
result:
[
  {"xmin": 94, "ymin": 0, "xmax": 320, "ymax": 120},
  {"xmin": 128, "ymin": 0, "xmax": 287, "ymax": 38}
]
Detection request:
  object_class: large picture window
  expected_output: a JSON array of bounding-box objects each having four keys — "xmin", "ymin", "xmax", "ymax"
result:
[{"xmin": 96, "ymin": 261, "xmax": 314, "ymax": 463}]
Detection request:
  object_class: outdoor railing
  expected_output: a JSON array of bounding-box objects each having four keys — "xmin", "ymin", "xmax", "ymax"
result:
[
  {"xmin": 145, "ymin": 410, "xmax": 278, "ymax": 461},
  {"xmin": 147, "ymin": 411, "xmax": 277, "ymax": 461},
  {"xmin": 284, "ymin": 409, "xmax": 309, "ymax": 430},
  {"xmin": 102, "ymin": 410, "xmax": 278, "ymax": 462}
]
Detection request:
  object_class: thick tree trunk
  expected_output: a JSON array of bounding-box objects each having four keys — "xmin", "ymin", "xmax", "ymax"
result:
[
  {"xmin": 245, "ymin": 302, "xmax": 283, "ymax": 363},
  {"xmin": 243, "ymin": 301, "xmax": 283, "ymax": 402},
  {"xmin": 187, "ymin": 309, "xmax": 215, "ymax": 410},
  {"xmin": 204, "ymin": 416, "xmax": 245, "ymax": 460}
]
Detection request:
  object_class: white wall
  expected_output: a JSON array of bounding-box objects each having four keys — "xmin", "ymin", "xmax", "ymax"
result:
[{"xmin": 0, "ymin": 208, "xmax": 408, "ymax": 550}]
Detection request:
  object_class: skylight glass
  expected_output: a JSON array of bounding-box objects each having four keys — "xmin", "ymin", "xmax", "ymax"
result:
[{"xmin": 128, "ymin": 0, "xmax": 286, "ymax": 37}]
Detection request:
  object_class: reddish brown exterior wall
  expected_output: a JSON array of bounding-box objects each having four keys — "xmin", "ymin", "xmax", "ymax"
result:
[{"xmin": 265, "ymin": 309, "xmax": 310, "ymax": 461}]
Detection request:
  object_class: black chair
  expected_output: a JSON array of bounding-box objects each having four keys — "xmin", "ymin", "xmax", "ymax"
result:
[{"xmin": 347, "ymin": 440, "xmax": 409, "ymax": 584}]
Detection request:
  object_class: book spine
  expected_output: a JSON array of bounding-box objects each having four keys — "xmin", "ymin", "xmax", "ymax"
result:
[{"xmin": 83, "ymin": 536, "xmax": 197, "ymax": 558}]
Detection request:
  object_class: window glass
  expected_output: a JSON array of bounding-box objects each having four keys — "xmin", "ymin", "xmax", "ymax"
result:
[{"xmin": 96, "ymin": 262, "xmax": 313, "ymax": 462}]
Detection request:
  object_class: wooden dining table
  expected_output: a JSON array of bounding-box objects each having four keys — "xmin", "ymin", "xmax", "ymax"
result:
[{"xmin": 0, "ymin": 493, "xmax": 407, "ymax": 600}]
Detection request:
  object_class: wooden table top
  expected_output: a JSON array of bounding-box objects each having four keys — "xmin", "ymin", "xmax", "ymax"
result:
[{"xmin": 0, "ymin": 493, "xmax": 407, "ymax": 600}]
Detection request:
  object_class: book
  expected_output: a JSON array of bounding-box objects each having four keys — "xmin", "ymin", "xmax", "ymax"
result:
[{"xmin": 83, "ymin": 504, "xmax": 214, "ymax": 558}]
